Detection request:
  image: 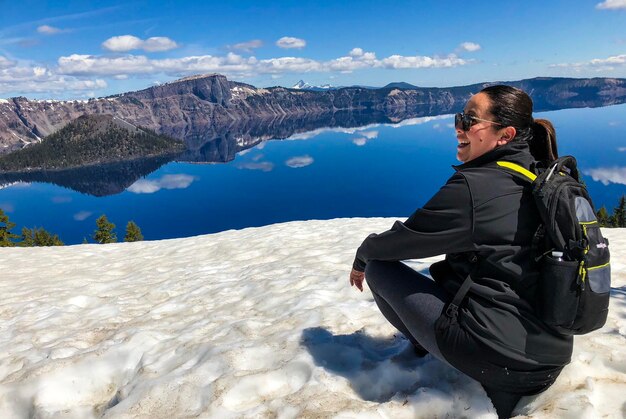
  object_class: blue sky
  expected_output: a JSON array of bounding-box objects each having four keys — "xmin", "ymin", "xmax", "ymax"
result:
[{"xmin": 1, "ymin": 0, "xmax": 625, "ymax": 99}]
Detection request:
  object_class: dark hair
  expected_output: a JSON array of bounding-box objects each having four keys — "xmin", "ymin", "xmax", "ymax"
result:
[{"xmin": 480, "ymin": 85, "xmax": 558, "ymax": 163}]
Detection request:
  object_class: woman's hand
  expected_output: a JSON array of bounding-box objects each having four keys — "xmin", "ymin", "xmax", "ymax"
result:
[{"xmin": 350, "ymin": 268, "xmax": 365, "ymax": 292}]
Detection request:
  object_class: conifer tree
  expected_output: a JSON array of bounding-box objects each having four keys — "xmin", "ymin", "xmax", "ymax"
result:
[
  {"xmin": 20, "ymin": 227, "xmax": 64, "ymax": 246},
  {"xmin": 596, "ymin": 206, "xmax": 610, "ymax": 227},
  {"xmin": 0, "ymin": 209, "xmax": 19, "ymax": 247},
  {"xmin": 93, "ymin": 214, "xmax": 117, "ymax": 244},
  {"xmin": 613, "ymin": 195, "xmax": 626, "ymax": 228},
  {"xmin": 124, "ymin": 221, "xmax": 143, "ymax": 242},
  {"xmin": 34, "ymin": 228, "xmax": 64, "ymax": 246},
  {"xmin": 19, "ymin": 227, "xmax": 35, "ymax": 247}
]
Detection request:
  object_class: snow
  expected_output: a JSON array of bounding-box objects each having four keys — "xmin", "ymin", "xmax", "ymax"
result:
[
  {"xmin": 292, "ymin": 80, "xmax": 312, "ymax": 89},
  {"xmin": 290, "ymin": 80, "xmax": 335, "ymax": 90},
  {"xmin": 0, "ymin": 98, "xmax": 9, "ymax": 104},
  {"xmin": 0, "ymin": 218, "xmax": 624, "ymax": 418}
]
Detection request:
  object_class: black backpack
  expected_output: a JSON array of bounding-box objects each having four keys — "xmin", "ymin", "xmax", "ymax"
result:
[{"xmin": 496, "ymin": 156, "xmax": 611, "ymax": 335}]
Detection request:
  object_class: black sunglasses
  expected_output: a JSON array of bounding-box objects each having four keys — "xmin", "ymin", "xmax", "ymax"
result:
[{"xmin": 455, "ymin": 112, "xmax": 503, "ymax": 132}]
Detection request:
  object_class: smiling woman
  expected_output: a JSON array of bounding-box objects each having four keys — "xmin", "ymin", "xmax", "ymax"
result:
[{"xmin": 351, "ymin": 85, "xmax": 567, "ymax": 418}]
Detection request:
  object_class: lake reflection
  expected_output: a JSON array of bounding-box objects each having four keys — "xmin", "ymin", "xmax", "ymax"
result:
[{"xmin": 0, "ymin": 104, "xmax": 624, "ymax": 244}]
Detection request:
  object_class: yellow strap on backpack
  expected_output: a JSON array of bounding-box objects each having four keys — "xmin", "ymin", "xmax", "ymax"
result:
[{"xmin": 496, "ymin": 161, "xmax": 537, "ymax": 182}]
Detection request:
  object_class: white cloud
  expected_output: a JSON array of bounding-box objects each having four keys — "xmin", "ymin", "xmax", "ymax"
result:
[
  {"xmin": 56, "ymin": 48, "xmax": 472, "ymax": 78},
  {"xmin": 102, "ymin": 35, "xmax": 143, "ymax": 51},
  {"xmin": 143, "ymin": 37, "xmax": 179, "ymax": 52},
  {"xmin": 590, "ymin": 54, "xmax": 626, "ymax": 65},
  {"xmin": 37, "ymin": 25, "xmax": 62, "ymax": 35},
  {"xmin": 0, "ymin": 56, "xmax": 15, "ymax": 69},
  {"xmin": 127, "ymin": 174, "xmax": 196, "ymax": 194},
  {"xmin": 352, "ymin": 131, "xmax": 378, "ymax": 146},
  {"xmin": 236, "ymin": 162, "xmax": 274, "ymax": 172},
  {"xmin": 102, "ymin": 35, "xmax": 179, "ymax": 52},
  {"xmin": 285, "ymin": 155, "xmax": 314, "ymax": 168},
  {"xmin": 550, "ymin": 53, "xmax": 626, "ymax": 70},
  {"xmin": 231, "ymin": 40, "xmax": 263, "ymax": 52},
  {"xmin": 2, "ymin": 45, "xmax": 476, "ymax": 96},
  {"xmin": 276, "ymin": 37, "xmax": 306, "ymax": 49},
  {"xmin": 361, "ymin": 131, "xmax": 378, "ymax": 139},
  {"xmin": 58, "ymin": 53, "xmax": 256, "ymax": 76},
  {"xmin": 326, "ymin": 51, "xmax": 378, "ymax": 72},
  {"xmin": 617, "ymin": 147, "xmax": 626, "ymax": 151},
  {"xmin": 0, "ymin": 62, "xmax": 107, "ymax": 95},
  {"xmin": 51, "ymin": 196, "xmax": 72, "ymax": 204},
  {"xmin": 459, "ymin": 42, "xmax": 481, "ymax": 52},
  {"xmin": 381, "ymin": 54, "xmax": 468, "ymax": 69},
  {"xmin": 73, "ymin": 211, "xmax": 92, "ymax": 221},
  {"xmin": 389, "ymin": 114, "xmax": 453, "ymax": 128},
  {"xmin": 596, "ymin": 0, "xmax": 626, "ymax": 9},
  {"xmin": 349, "ymin": 48, "xmax": 364, "ymax": 57},
  {"xmin": 58, "ymin": 54, "xmax": 153, "ymax": 75},
  {"xmin": 584, "ymin": 166, "xmax": 626, "ymax": 185},
  {"xmin": 258, "ymin": 57, "xmax": 322, "ymax": 73}
]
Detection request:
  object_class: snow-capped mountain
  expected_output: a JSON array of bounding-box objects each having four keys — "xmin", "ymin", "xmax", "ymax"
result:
[{"xmin": 291, "ymin": 80, "xmax": 335, "ymax": 90}]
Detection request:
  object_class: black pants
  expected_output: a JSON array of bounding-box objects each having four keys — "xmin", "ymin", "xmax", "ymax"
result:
[
  {"xmin": 365, "ymin": 260, "xmax": 450, "ymax": 362},
  {"xmin": 365, "ymin": 260, "xmax": 524, "ymax": 418}
]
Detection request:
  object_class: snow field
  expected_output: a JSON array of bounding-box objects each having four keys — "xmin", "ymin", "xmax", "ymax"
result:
[{"xmin": 0, "ymin": 219, "xmax": 624, "ymax": 418}]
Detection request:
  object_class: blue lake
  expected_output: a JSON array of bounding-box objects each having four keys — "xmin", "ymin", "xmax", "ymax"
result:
[{"xmin": 1, "ymin": 104, "xmax": 625, "ymax": 244}]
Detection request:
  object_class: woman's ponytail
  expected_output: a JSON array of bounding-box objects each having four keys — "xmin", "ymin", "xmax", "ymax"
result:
[{"xmin": 530, "ymin": 119, "xmax": 558, "ymax": 163}]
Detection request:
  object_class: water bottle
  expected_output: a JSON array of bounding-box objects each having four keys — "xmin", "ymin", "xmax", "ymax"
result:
[{"xmin": 551, "ymin": 251, "xmax": 564, "ymax": 262}]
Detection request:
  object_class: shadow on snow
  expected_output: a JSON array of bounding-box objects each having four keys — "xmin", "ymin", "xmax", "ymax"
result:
[{"xmin": 300, "ymin": 326, "xmax": 451, "ymax": 403}]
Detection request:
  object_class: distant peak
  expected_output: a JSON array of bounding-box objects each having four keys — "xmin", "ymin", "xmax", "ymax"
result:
[
  {"xmin": 291, "ymin": 80, "xmax": 335, "ymax": 90},
  {"xmin": 382, "ymin": 82, "xmax": 419, "ymax": 90},
  {"xmin": 292, "ymin": 80, "xmax": 311, "ymax": 89}
]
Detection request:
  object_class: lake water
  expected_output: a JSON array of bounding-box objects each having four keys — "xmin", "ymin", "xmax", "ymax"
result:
[{"xmin": 0, "ymin": 104, "xmax": 624, "ymax": 244}]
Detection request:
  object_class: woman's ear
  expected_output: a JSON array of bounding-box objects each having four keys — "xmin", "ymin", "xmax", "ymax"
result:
[{"xmin": 498, "ymin": 126, "xmax": 517, "ymax": 145}]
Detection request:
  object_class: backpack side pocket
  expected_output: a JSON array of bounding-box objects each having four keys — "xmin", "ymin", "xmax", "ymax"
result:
[{"xmin": 539, "ymin": 255, "xmax": 580, "ymax": 330}]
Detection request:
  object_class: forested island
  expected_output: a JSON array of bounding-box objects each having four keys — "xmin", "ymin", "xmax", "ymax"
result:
[{"xmin": 0, "ymin": 114, "xmax": 184, "ymax": 172}]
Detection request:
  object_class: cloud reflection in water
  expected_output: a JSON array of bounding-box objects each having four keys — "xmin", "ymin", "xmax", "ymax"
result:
[{"xmin": 127, "ymin": 174, "xmax": 197, "ymax": 194}]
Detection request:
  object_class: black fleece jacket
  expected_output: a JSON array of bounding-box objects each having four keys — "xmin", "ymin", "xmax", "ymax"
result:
[{"xmin": 353, "ymin": 141, "xmax": 572, "ymax": 383}]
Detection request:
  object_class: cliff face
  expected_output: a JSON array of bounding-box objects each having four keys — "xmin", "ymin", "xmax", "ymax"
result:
[{"xmin": 1, "ymin": 74, "xmax": 625, "ymax": 154}]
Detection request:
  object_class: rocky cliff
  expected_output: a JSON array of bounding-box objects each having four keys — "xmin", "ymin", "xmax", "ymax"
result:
[{"xmin": 1, "ymin": 74, "xmax": 625, "ymax": 155}]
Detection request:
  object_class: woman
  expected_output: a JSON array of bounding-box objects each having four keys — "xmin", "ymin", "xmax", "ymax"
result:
[{"xmin": 349, "ymin": 85, "xmax": 571, "ymax": 418}]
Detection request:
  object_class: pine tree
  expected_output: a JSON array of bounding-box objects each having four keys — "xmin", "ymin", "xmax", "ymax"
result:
[
  {"xmin": 33, "ymin": 228, "xmax": 64, "ymax": 246},
  {"xmin": 19, "ymin": 227, "xmax": 35, "ymax": 247},
  {"xmin": 0, "ymin": 209, "xmax": 19, "ymax": 247},
  {"xmin": 124, "ymin": 221, "xmax": 143, "ymax": 242},
  {"xmin": 596, "ymin": 206, "xmax": 610, "ymax": 227},
  {"xmin": 93, "ymin": 214, "xmax": 117, "ymax": 244},
  {"xmin": 20, "ymin": 227, "xmax": 64, "ymax": 247},
  {"xmin": 613, "ymin": 195, "xmax": 626, "ymax": 228}
]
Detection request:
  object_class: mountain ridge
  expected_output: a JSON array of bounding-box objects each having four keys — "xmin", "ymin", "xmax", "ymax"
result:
[{"xmin": 1, "ymin": 74, "xmax": 625, "ymax": 155}]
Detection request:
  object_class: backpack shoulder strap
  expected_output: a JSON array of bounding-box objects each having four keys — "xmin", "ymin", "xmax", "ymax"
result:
[{"xmin": 496, "ymin": 161, "xmax": 537, "ymax": 183}]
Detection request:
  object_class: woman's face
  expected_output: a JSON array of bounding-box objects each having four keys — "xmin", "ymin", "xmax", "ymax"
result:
[{"xmin": 456, "ymin": 92, "xmax": 507, "ymax": 163}]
